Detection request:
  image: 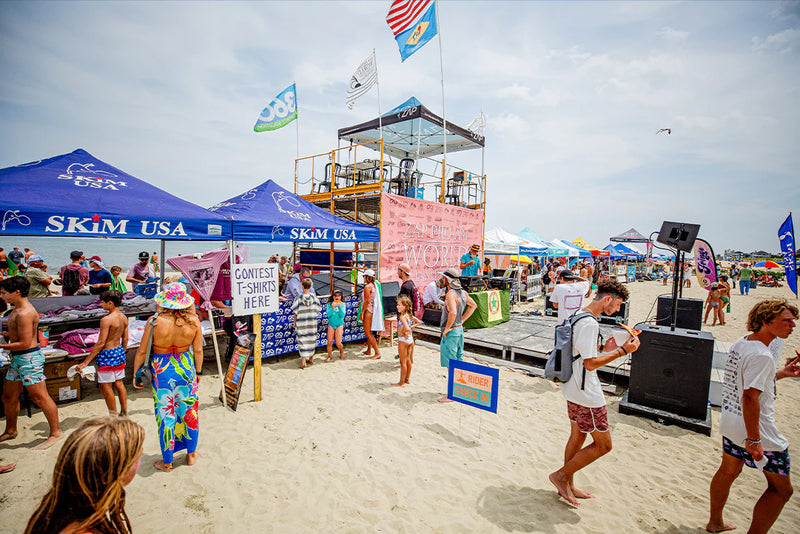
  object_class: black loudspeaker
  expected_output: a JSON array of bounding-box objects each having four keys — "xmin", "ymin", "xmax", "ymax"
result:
[
  {"xmin": 381, "ymin": 281, "xmax": 400, "ymax": 315},
  {"xmin": 626, "ymin": 324, "xmax": 714, "ymax": 420},
  {"xmin": 656, "ymin": 221, "xmax": 701, "ymax": 253},
  {"xmin": 422, "ymin": 308, "xmax": 442, "ymax": 326},
  {"xmin": 656, "ymin": 296, "xmax": 703, "ymax": 330},
  {"xmin": 544, "ymin": 295, "xmax": 557, "ymax": 317},
  {"xmin": 489, "ymin": 277, "xmax": 514, "ymax": 290},
  {"xmin": 599, "ymin": 300, "xmax": 630, "ymax": 325}
]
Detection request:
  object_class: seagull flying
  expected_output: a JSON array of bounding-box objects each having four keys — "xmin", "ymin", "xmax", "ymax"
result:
[{"xmin": 657, "ymin": 128, "xmax": 671, "ymax": 135}]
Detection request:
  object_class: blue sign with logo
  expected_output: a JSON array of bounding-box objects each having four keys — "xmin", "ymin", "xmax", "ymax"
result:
[{"xmin": 447, "ymin": 360, "xmax": 499, "ymax": 413}]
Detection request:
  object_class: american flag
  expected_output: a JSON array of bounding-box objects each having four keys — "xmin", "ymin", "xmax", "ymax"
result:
[{"xmin": 386, "ymin": 0, "xmax": 433, "ymax": 36}]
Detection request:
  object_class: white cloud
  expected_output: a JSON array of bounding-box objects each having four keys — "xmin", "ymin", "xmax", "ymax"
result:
[
  {"xmin": 656, "ymin": 26, "xmax": 689, "ymax": 43},
  {"xmin": 752, "ymin": 26, "xmax": 800, "ymax": 53}
]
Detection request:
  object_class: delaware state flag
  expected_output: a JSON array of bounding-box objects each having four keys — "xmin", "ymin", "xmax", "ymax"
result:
[{"xmin": 386, "ymin": 0, "xmax": 438, "ymax": 62}]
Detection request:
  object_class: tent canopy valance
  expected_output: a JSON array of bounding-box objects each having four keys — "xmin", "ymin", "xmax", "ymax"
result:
[
  {"xmin": 208, "ymin": 179, "xmax": 380, "ymax": 242},
  {"xmin": 337, "ymin": 97, "xmax": 485, "ymax": 160},
  {"xmin": 485, "ymin": 227, "xmax": 547, "ymax": 256},
  {"xmin": 604, "ymin": 243, "xmax": 645, "ymax": 260},
  {"xmin": 517, "ymin": 227, "xmax": 569, "ymax": 257},
  {"xmin": 552, "ymin": 239, "xmax": 592, "ymax": 258},
  {"xmin": 609, "ymin": 227, "xmax": 650, "ymax": 243},
  {"xmin": 0, "ymin": 149, "xmax": 230, "ymax": 240}
]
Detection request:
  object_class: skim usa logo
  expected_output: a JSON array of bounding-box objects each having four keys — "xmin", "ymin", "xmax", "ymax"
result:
[{"xmin": 57, "ymin": 163, "xmax": 128, "ymax": 190}]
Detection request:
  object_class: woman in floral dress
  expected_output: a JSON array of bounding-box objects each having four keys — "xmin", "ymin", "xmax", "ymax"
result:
[{"xmin": 134, "ymin": 282, "xmax": 203, "ymax": 472}]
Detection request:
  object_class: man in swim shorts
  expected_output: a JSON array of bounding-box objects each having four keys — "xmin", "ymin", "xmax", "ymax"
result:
[
  {"xmin": 0, "ymin": 277, "xmax": 62, "ymax": 450},
  {"xmin": 706, "ymin": 298, "xmax": 800, "ymax": 533},
  {"xmin": 548, "ymin": 279, "xmax": 640, "ymax": 507}
]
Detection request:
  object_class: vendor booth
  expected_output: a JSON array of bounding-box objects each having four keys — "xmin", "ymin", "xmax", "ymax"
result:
[
  {"xmin": 0, "ymin": 148, "xmax": 233, "ymax": 405},
  {"xmin": 207, "ymin": 179, "xmax": 381, "ymax": 360}
]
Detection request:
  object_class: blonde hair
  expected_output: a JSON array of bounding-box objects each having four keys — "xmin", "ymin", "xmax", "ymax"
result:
[
  {"xmin": 160, "ymin": 306, "xmax": 195, "ymax": 328},
  {"xmin": 746, "ymin": 298, "xmax": 799, "ymax": 332},
  {"xmin": 25, "ymin": 417, "xmax": 145, "ymax": 534}
]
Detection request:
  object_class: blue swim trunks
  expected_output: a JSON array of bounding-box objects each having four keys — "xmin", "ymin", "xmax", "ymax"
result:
[
  {"xmin": 96, "ymin": 345, "xmax": 126, "ymax": 370},
  {"xmin": 723, "ymin": 437, "xmax": 791, "ymax": 476},
  {"xmin": 7, "ymin": 346, "xmax": 46, "ymax": 386},
  {"xmin": 439, "ymin": 327, "xmax": 464, "ymax": 367}
]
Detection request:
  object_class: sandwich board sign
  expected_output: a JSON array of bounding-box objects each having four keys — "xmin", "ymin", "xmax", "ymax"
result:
[
  {"xmin": 221, "ymin": 333, "xmax": 256, "ymax": 411},
  {"xmin": 447, "ymin": 360, "xmax": 499, "ymax": 413}
]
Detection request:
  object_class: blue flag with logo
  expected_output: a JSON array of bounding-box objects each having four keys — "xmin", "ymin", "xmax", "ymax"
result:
[
  {"xmin": 254, "ymin": 84, "xmax": 297, "ymax": 132},
  {"xmin": 778, "ymin": 213, "xmax": 797, "ymax": 296},
  {"xmin": 386, "ymin": 1, "xmax": 438, "ymax": 62}
]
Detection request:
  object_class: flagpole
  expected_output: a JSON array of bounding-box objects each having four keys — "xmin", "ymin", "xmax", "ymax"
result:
[
  {"xmin": 374, "ymin": 48, "xmax": 383, "ymax": 142},
  {"xmin": 436, "ymin": 1, "xmax": 447, "ymax": 203}
]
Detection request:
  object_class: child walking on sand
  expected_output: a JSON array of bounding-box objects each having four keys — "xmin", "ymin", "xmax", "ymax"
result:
[
  {"xmin": 292, "ymin": 278, "xmax": 322, "ymax": 369},
  {"xmin": 325, "ymin": 289, "xmax": 346, "ymax": 361},
  {"xmin": 703, "ymin": 283, "xmax": 723, "ymax": 326},
  {"xmin": 76, "ymin": 290, "xmax": 129, "ymax": 415},
  {"xmin": 394, "ymin": 295, "xmax": 421, "ymax": 387}
]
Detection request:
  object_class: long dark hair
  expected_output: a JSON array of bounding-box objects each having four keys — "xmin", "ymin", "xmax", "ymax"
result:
[{"xmin": 25, "ymin": 417, "xmax": 145, "ymax": 534}]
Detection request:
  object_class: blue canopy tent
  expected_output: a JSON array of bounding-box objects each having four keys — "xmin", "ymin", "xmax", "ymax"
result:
[
  {"xmin": 517, "ymin": 227, "xmax": 569, "ymax": 257},
  {"xmin": 208, "ymin": 179, "xmax": 379, "ymax": 242},
  {"xmin": 552, "ymin": 239, "xmax": 592, "ymax": 258},
  {"xmin": 604, "ymin": 243, "xmax": 645, "ymax": 261},
  {"xmin": 0, "ymin": 149, "xmax": 231, "ymax": 241}
]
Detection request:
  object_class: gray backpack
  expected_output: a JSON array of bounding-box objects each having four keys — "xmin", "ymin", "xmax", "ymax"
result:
[{"xmin": 544, "ymin": 311, "xmax": 594, "ymax": 389}]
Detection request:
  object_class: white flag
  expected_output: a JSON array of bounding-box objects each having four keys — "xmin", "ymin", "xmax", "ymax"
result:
[
  {"xmin": 346, "ymin": 54, "xmax": 378, "ymax": 110},
  {"xmin": 467, "ymin": 111, "xmax": 486, "ymax": 136}
]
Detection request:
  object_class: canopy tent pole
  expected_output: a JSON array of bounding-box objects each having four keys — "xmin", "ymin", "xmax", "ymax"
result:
[
  {"xmin": 295, "ymin": 80, "xmax": 300, "ymax": 162},
  {"xmin": 159, "ymin": 239, "xmax": 166, "ymax": 291}
]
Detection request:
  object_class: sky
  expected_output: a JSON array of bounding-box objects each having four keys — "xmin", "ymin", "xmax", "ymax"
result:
[{"xmin": 1, "ymin": 1, "xmax": 798, "ymax": 255}]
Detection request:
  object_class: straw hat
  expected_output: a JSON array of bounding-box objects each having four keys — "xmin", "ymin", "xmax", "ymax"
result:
[{"xmin": 154, "ymin": 282, "xmax": 195, "ymax": 309}]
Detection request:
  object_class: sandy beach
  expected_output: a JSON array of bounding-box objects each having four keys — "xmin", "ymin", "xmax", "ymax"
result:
[{"xmin": 2, "ymin": 280, "xmax": 799, "ymax": 533}]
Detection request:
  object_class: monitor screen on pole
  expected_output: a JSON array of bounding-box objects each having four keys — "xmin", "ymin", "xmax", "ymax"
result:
[{"xmin": 656, "ymin": 221, "xmax": 701, "ymax": 253}]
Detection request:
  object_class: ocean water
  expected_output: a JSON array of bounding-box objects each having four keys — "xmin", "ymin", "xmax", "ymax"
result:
[{"xmin": 0, "ymin": 236, "xmax": 293, "ymax": 271}]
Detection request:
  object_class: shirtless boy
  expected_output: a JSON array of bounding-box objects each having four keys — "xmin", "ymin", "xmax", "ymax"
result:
[
  {"xmin": 76, "ymin": 290, "xmax": 129, "ymax": 415},
  {"xmin": 0, "ymin": 277, "xmax": 62, "ymax": 449}
]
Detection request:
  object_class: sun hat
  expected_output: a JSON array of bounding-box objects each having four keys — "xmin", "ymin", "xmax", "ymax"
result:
[
  {"xmin": 154, "ymin": 282, "xmax": 195, "ymax": 309},
  {"xmin": 28, "ymin": 254, "xmax": 45, "ymax": 262},
  {"xmin": 440, "ymin": 268, "xmax": 462, "ymax": 290},
  {"xmin": 364, "ymin": 269, "xmax": 376, "ymax": 278}
]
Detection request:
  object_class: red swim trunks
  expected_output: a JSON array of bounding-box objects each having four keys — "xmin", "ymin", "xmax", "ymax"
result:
[{"xmin": 567, "ymin": 401, "xmax": 609, "ymax": 433}]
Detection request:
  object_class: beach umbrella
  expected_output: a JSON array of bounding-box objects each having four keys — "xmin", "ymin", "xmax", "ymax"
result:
[{"xmin": 753, "ymin": 260, "xmax": 780, "ymax": 268}]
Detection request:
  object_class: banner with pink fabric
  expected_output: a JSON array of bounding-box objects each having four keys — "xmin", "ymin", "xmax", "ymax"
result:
[{"xmin": 380, "ymin": 193, "xmax": 484, "ymax": 288}]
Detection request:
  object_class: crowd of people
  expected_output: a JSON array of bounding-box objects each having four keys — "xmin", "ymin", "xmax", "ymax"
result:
[{"xmin": 2, "ymin": 247, "xmax": 799, "ymax": 532}]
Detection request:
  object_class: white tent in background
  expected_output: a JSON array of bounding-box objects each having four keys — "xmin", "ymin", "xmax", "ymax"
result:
[
  {"xmin": 485, "ymin": 226, "xmax": 521, "ymax": 255},
  {"xmin": 551, "ymin": 238, "xmax": 580, "ymax": 258}
]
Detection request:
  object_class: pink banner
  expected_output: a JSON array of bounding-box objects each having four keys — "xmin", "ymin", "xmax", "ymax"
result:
[
  {"xmin": 380, "ymin": 194, "xmax": 484, "ymax": 288},
  {"xmin": 692, "ymin": 238, "xmax": 718, "ymax": 290}
]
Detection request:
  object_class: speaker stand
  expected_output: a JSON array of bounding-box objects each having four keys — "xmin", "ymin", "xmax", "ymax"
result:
[{"xmin": 619, "ymin": 391, "xmax": 712, "ymax": 436}]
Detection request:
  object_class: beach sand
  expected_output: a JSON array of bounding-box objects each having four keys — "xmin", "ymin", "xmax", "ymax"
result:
[{"xmin": 1, "ymin": 280, "xmax": 799, "ymax": 533}]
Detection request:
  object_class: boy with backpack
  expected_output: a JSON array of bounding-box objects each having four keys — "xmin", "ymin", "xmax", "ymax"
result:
[
  {"xmin": 548, "ymin": 279, "xmax": 640, "ymax": 507},
  {"xmin": 58, "ymin": 250, "xmax": 90, "ymax": 296}
]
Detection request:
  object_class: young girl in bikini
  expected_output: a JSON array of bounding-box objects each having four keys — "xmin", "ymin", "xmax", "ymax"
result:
[
  {"xmin": 393, "ymin": 295, "xmax": 421, "ymax": 387},
  {"xmin": 703, "ymin": 283, "xmax": 723, "ymax": 326}
]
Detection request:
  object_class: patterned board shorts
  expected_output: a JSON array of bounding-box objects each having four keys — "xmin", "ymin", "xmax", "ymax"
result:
[
  {"xmin": 723, "ymin": 437, "xmax": 791, "ymax": 476},
  {"xmin": 567, "ymin": 401, "xmax": 610, "ymax": 433},
  {"xmin": 6, "ymin": 347, "xmax": 46, "ymax": 386}
]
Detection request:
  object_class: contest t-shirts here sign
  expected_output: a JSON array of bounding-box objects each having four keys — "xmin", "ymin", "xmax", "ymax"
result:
[
  {"xmin": 380, "ymin": 193, "xmax": 485, "ymax": 288},
  {"xmin": 231, "ymin": 263, "xmax": 279, "ymax": 316}
]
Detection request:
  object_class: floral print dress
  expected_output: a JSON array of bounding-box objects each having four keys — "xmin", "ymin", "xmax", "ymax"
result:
[{"xmin": 151, "ymin": 348, "xmax": 199, "ymax": 464}]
